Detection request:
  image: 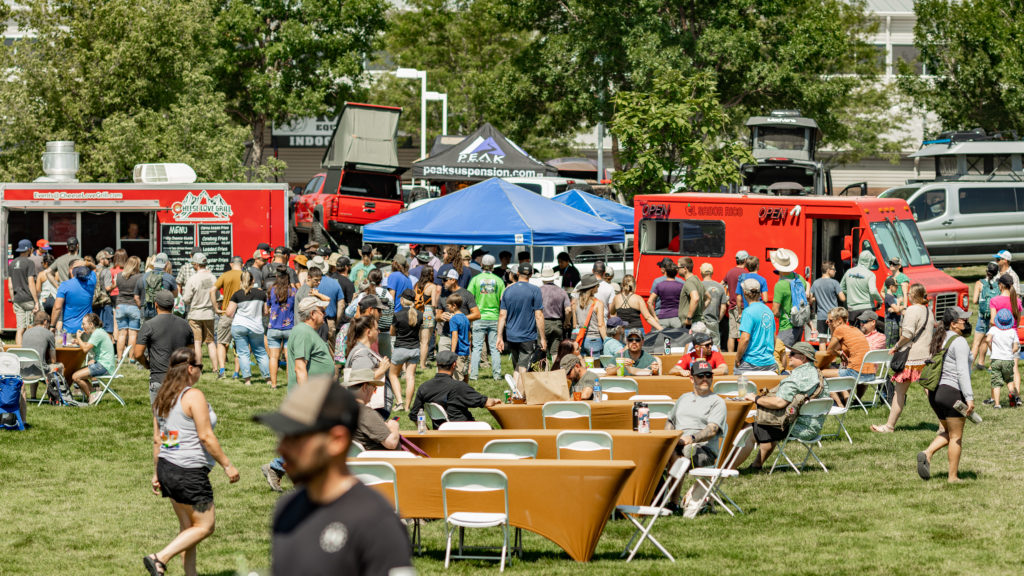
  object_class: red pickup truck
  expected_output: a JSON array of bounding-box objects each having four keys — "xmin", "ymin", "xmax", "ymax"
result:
[{"xmin": 292, "ymin": 103, "xmax": 406, "ymax": 251}]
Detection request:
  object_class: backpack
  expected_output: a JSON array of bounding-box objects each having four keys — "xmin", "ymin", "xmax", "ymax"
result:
[
  {"xmin": 789, "ymin": 276, "xmax": 812, "ymax": 328},
  {"xmin": 45, "ymin": 370, "xmax": 80, "ymax": 406},
  {"xmin": 92, "ymin": 274, "xmax": 111, "ymax": 308},
  {"xmin": 144, "ymin": 270, "xmax": 164, "ymax": 306},
  {"xmin": 978, "ymin": 279, "xmax": 1000, "ymax": 320},
  {"xmin": 918, "ymin": 335, "xmax": 957, "ymax": 391}
]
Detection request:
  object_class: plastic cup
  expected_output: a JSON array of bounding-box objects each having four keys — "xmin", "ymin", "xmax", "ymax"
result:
[
  {"xmin": 573, "ymin": 391, "xmax": 582, "ymax": 401},
  {"xmin": 615, "ymin": 358, "xmax": 628, "ymax": 376}
]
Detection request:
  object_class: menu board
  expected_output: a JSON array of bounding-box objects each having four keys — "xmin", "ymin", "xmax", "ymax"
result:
[{"xmin": 160, "ymin": 223, "xmax": 234, "ymax": 273}]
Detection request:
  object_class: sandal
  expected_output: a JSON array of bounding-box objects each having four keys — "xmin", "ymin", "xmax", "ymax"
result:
[
  {"xmin": 870, "ymin": 424, "xmax": 894, "ymax": 433},
  {"xmin": 143, "ymin": 554, "xmax": 166, "ymax": 576},
  {"xmin": 916, "ymin": 452, "xmax": 930, "ymax": 480}
]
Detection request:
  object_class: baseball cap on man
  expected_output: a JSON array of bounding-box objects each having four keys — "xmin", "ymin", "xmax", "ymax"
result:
[
  {"xmin": 857, "ymin": 310, "xmax": 878, "ymax": 324},
  {"xmin": 257, "ymin": 242, "xmax": 271, "ymax": 252},
  {"xmin": 253, "ymin": 249, "xmax": 271, "ymax": 261},
  {"xmin": 690, "ymin": 359, "xmax": 713, "ymax": 377},
  {"xmin": 943, "ymin": 306, "xmax": 970, "ymax": 324},
  {"xmin": 741, "ymin": 278, "xmax": 762, "ymax": 294},
  {"xmin": 444, "ymin": 268, "xmax": 460, "ymax": 281},
  {"xmin": 66, "ymin": 236, "xmax": 79, "ymax": 247},
  {"xmin": 436, "ymin": 350, "xmax": 458, "ymax": 368},
  {"xmin": 994, "ymin": 250, "xmax": 1013, "ymax": 262},
  {"xmin": 154, "ymin": 290, "xmax": 175, "ymax": 310},
  {"xmin": 481, "ymin": 254, "xmax": 496, "ymax": 267},
  {"xmin": 296, "ymin": 296, "xmax": 328, "ymax": 318},
  {"xmin": 36, "ymin": 239, "xmax": 52, "ymax": 251},
  {"xmin": 16, "ymin": 239, "xmax": 32, "ymax": 252},
  {"xmin": 152, "ymin": 253, "xmax": 169, "ymax": 269},
  {"xmin": 358, "ymin": 295, "xmax": 388, "ymax": 311},
  {"xmin": 254, "ymin": 376, "xmax": 360, "ymax": 437},
  {"xmin": 735, "ymin": 250, "xmax": 749, "ymax": 261},
  {"xmin": 559, "ymin": 354, "xmax": 581, "ymax": 372},
  {"xmin": 191, "ymin": 253, "xmax": 207, "ymax": 265},
  {"xmin": 517, "ymin": 262, "xmax": 533, "ymax": 276}
]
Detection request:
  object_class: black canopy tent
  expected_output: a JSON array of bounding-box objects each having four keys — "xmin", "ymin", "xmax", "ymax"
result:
[{"xmin": 412, "ymin": 122, "xmax": 557, "ymax": 182}]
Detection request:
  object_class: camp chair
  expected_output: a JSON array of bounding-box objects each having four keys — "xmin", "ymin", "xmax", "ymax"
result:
[
  {"xmin": 349, "ymin": 461, "xmax": 422, "ymax": 554},
  {"xmin": 541, "ymin": 401, "xmax": 591, "ymax": 429},
  {"xmin": 442, "ymin": 468, "xmax": 512, "ymax": 572},
  {"xmin": 712, "ymin": 380, "xmax": 740, "ymax": 396},
  {"xmin": 425, "ymin": 402, "xmax": 449, "ymax": 429},
  {"xmin": 438, "ymin": 421, "xmax": 492, "ymax": 431},
  {"xmin": 357, "ymin": 450, "xmax": 418, "ymax": 459},
  {"xmin": 769, "ymin": 398, "xmax": 835, "ymax": 475},
  {"xmin": 821, "ymin": 376, "xmax": 856, "ymax": 443},
  {"xmin": 348, "ymin": 440, "xmax": 366, "ymax": 458},
  {"xmin": 556, "ymin": 430, "xmax": 613, "ymax": 459},
  {"xmin": 0, "ymin": 353, "xmax": 26, "ymax": 430},
  {"xmin": 688, "ymin": 424, "xmax": 750, "ymax": 516},
  {"xmin": 646, "ymin": 401, "xmax": 675, "ymax": 426},
  {"xmin": 91, "ymin": 347, "xmax": 131, "ymax": 406},
  {"xmin": 616, "ymin": 457, "xmax": 691, "ymax": 561},
  {"xmin": 856, "ymin": 349, "xmax": 894, "ymax": 411},
  {"xmin": 600, "ymin": 377, "xmax": 639, "ymax": 398},
  {"xmin": 5, "ymin": 348, "xmax": 47, "ymax": 406},
  {"xmin": 482, "ymin": 439, "xmax": 538, "ymax": 459}
]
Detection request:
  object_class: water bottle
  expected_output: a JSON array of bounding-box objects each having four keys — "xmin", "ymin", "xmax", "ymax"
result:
[
  {"xmin": 664, "ymin": 337, "xmax": 671, "ymax": 355},
  {"xmin": 738, "ymin": 374, "xmax": 749, "ymax": 397},
  {"xmin": 637, "ymin": 403, "xmax": 650, "ymax": 434},
  {"xmin": 593, "ymin": 379, "xmax": 602, "ymax": 403},
  {"xmin": 417, "ymin": 409, "xmax": 426, "ymax": 434}
]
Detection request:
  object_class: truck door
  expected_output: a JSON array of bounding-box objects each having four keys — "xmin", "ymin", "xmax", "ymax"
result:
[{"xmin": 811, "ymin": 218, "xmax": 858, "ymax": 278}]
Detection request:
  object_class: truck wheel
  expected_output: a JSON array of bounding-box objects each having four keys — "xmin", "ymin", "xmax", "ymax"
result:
[{"xmin": 311, "ymin": 206, "xmax": 328, "ymax": 247}]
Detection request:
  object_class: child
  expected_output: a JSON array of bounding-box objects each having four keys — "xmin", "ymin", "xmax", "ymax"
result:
[
  {"xmin": 986, "ymin": 308, "xmax": 1020, "ymax": 408},
  {"xmin": 883, "ymin": 277, "xmax": 903, "ymax": 348},
  {"xmin": 445, "ymin": 294, "xmax": 471, "ymax": 382}
]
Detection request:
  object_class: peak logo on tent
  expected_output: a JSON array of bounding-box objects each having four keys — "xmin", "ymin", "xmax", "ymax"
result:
[{"xmin": 457, "ymin": 137, "xmax": 505, "ymax": 164}]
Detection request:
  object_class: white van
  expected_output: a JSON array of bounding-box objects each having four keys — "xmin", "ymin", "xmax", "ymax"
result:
[
  {"xmin": 503, "ymin": 176, "xmax": 579, "ymax": 198},
  {"xmin": 905, "ymin": 182, "xmax": 1024, "ymax": 267}
]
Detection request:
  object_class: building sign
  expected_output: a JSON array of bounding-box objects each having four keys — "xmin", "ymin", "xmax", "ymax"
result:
[{"xmin": 271, "ymin": 116, "xmax": 338, "ymax": 148}]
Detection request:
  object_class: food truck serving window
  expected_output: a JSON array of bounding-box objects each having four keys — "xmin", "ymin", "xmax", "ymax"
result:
[
  {"xmin": 640, "ymin": 219, "xmax": 725, "ymax": 257},
  {"xmin": 870, "ymin": 219, "xmax": 931, "ymax": 267}
]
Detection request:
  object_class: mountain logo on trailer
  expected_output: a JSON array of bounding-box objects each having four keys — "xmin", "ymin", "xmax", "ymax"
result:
[
  {"xmin": 457, "ymin": 137, "xmax": 505, "ymax": 164},
  {"xmin": 172, "ymin": 191, "xmax": 234, "ymax": 222}
]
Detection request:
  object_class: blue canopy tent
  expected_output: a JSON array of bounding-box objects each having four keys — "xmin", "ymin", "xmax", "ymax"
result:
[
  {"xmin": 550, "ymin": 189, "xmax": 634, "ymax": 233},
  {"xmin": 362, "ymin": 177, "xmax": 625, "ymax": 246}
]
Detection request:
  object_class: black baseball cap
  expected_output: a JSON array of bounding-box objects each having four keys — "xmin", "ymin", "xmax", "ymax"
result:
[
  {"xmin": 274, "ymin": 246, "xmax": 290, "ymax": 255},
  {"xmin": 66, "ymin": 236, "xmax": 79, "ymax": 247},
  {"xmin": 436, "ymin": 350, "xmax": 458, "ymax": 368},
  {"xmin": 517, "ymin": 262, "xmax": 533, "ymax": 275},
  {"xmin": 254, "ymin": 376, "xmax": 359, "ymax": 437},
  {"xmin": 257, "ymin": 242, "xmax": 271, "ymax": 252},
  {"xmin": 359, "ymin": 295, "xmax": 388, "ymax": 311},
  {"xmin": 690, "ymin": 359, "xmax": 713, "ymax": 377},
  {"xmin": 471, "ymin": 248, "xmax": 487, "ymax": 259}
]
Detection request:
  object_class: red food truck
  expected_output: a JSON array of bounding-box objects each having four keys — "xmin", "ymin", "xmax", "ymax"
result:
[
  {"xmin": 2, "ymin": 182, "xmax": 288, "ymax": 332},
  {"xmin": 632, "ymin": 193, "xmax": 968, "ymax": 323}
]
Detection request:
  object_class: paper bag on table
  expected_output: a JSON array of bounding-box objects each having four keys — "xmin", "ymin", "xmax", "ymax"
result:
[{"xmin": 523, "ymin": 369, "xmax": 570, "ymax": 405}]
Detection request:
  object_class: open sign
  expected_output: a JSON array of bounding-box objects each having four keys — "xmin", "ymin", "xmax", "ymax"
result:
[
  {"xmin": 758, "ymin": 206, "xmax": 787, "ymax": 223},
  {"xmin": 641, "ymin": 203, "xmax": 670, "ymax": 219}
]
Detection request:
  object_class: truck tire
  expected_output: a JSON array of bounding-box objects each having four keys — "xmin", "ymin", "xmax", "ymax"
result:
[{"xmin": 311, "ymin": 206, "xmax": 328, "ymax": 247}]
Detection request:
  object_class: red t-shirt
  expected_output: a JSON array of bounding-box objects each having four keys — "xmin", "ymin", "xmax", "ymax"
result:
[
  {"xmin": 675, "ymin": 351, "xmax": 726, "ymax": 371},
  {"xmin": 723, "ymin": 266, "xmax": 745, "ymax": 309}
]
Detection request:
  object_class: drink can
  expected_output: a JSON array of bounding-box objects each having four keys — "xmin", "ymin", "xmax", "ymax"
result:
[
  {"xmin": 638, "ymin": 404, "xmax": 650, "ymax": 434},
  {"xmin": 504, "ymin": 390, "xmax": 511, "ymax": 403}
]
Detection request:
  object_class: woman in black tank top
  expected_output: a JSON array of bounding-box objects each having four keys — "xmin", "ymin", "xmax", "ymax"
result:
[{"xmin": 610, "ymin": 275, "xmax": 665, "ymax": 334}]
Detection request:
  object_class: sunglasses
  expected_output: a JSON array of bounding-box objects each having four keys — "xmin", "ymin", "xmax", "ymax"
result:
[
  {"xmin": 627, "ymin": 337, "xmax": 643, "ymax": 343},
  {"xmin": 693, "ymin": 373, "xmax": 713, "ymax": 380}
]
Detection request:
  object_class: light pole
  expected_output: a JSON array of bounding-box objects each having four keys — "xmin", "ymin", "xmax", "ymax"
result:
[
  {"xmin": 395, "ymin": 67, "xmax": 427, "ymax": 158},
  {"xmin": 425, "ymin": 91, "xmax": 448, "ymax": 135}
]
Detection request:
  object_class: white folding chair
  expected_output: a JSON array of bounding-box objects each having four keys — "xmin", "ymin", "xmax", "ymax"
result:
[
  {"xmin": 349, "ymin": 461, "xmax": 422, "ymax": 554},
  {"xmin": 483, "ymin": 439, "xmax": 538, "ymax": 459},
  {"xmin": 600, "ymin": 377, "xmax": 639, "ymax": 396},
  {"xmin": 425, "ymin": 402, "xmax": 449, "ymax": 429},
  {"xmin": 357, "ymin": 450, "xmax": 418, "ymax": 459},
  {"xmin": 627, "ymin": 394, "xmax": 672, "ymax": 402},
  {"xmin": 688, "ymin": 424, "xmax": 750, "ymax": 516},
  {"xmin": 348, "ymin": 440, "xmax": 366, "ymax": 458},
  {"xmin": 461, "ymin": 452, "xmax": 517, "ymax": 460},
  {"xmin": 555, "ymin": 430, "xmax": 613, "ymax": 459},
  {"xmin": 712, "ymin": 380, "xmax": 739, "ymax": 396},
  {"xmin": 442, "ymin": 468, "xmax": 512, "ymax": 572},
  {"xmin": 541, "ymin": 401, "xmax": 591, "ymax": 429},
  {"xmin": 438, "ymin": 421, "xmax": 492, "ymax": 431},
  {"xmin": 822, "ymin": 376, "xmax": 856, "ymax": 443},
  {"xmin": 91, "ymin": 347, "xmax": 131, "ymax": 406},
  {"xmin": 5, "ymin": 348, "xmax": 47, "ymax": 406},
  {"xmin": 856, "ymin": 349, "xmax": 894, "ymax": 411},
  {"xmin": 769, "ymin": 398, "xmax": 835, "ymax": 475},
  {"xmin": 616, "ymin": 457, "xmax": 691, "ymax": 561},
  {"xmin": 646, "ymin": 401, "xmax": 675, "ymax": 426}
]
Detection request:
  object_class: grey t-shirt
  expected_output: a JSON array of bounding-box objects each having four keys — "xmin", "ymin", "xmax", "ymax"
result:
[
  {"xmin": 666, "ymin": 392, "xmax": 727, "ymax": 456},
  {"xmin": 810, "ymin": 277, "xmax": 842, "ymax": 320},
  {"xmin": 702, "ymin": 279, "xmax": 726, "ymax": 327},
  {"xmin": 21, "ymin": 325, "xmax": 56, "ymax": 376}
]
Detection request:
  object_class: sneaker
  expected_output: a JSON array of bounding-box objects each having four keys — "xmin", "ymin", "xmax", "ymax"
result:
[
  {"xmin": 217, "ymin": 369, "xmax": 226, "ymax": 380},
  {"xmin": 232, "ymin": 371, "xmax": 240, "ymax": 379},
  {"xmin": 261, "ymin": 464, "xmax": 283, "ymax": 492},
  {"xmin": 994, "ymin": 405, "xmax": 1002, "ymax": 409},
  {"xmin": 983, "ymin": 398, "xmax": 995, "ymax": 406},
  {"xmin": 88, "ymin": 391, "xmax": 102, "ymax": 405}
]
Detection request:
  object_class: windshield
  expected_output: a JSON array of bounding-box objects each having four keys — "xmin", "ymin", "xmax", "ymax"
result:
[
  {"xmin": 870, "ymin": 219, "xmax": 931, "ymax": 267},
  {"xmin": 879, "ymin": 185, "xmax": 920, "ymax": 200}
]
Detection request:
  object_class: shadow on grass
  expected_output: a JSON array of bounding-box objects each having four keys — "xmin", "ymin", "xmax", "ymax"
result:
[{"xmin": 895, "ymin": 421, "xmax": 941, "ymax": 432}]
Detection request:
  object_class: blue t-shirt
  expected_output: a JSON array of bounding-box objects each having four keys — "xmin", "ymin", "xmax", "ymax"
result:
[
  {"xmin": 56, "ymin": 272, "xmax": 97, "ymax": 333},
  {"xmin": 739, "ymin": 301, "xmax": 776, "ymax": 367},
  {"xmin": 318, "ymin": 275, "xmax": 343, "ymax": 318},
  {"xmin": 735, "ymin": 272, "xmax": 768, "ymax": 307},
  {"xmin": 500, "ymin": 282, "xmax": 543, "ymax": 343},
  {"xmin": 448, "ymin": 312, "xmax": 471, "ymax": 356},
  {"xmin": 386, "ymin": 272, "xmax": 413, "ymax": 312}
]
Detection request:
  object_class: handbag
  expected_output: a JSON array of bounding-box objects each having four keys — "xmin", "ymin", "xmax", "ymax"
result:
[
  {"xmin": 890, "ymin": 309, "xmax": 930, "ymax": 373},
  {"xmin": 574, "ymin": 299, "xmax": 597, "ymax": 347},
  {"xmin": 754, "ymin": 370, "xmax": 824, "ymax": 430}
]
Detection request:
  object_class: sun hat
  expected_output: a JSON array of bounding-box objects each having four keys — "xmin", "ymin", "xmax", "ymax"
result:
[
  {"xmin": 575, "ymin": 274, "xmax": 600, "ymax": 292},
  {"xmin": 540, "ymin": 267, "xmax": 558, "ymax": 283},
  {"xmin": 995, "ymin": 308, "xmax": 1014, "ymax": 329},
  {"xmin": 342, "ymin": 368, "xmax": 385, "ymax": 388},
  {"xmin": 770, "ymin": 248, "xmax": 798, "ymax": 273},
  {"xmin": 788, "ymin": 342, "xmax": 817, "ymax": 361}
]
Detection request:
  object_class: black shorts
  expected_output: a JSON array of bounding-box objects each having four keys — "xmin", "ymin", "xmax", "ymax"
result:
[
  {"xmin": 816, "ymin": 319, "xmax": 829, "ymax": 336},
  {"xmin": 752, "ymin": 423, "xmax": 789, "ymax": 443},
  {"xmin": 157, "ymin": 459, "xmax": 214, "ymax": 510},
  {"xmin": 507, "ymin": 340, "xmax": 537, "ymax": 370},
  {"xmin": 928, "ymin": 385, "xmax": 966, "ymax": 421}
]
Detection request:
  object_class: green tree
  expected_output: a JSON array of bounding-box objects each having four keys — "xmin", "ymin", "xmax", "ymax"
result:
[
  {"xmin": 611, "ymin": 70, "xmax": 753, "ymax": 197},
  {"xmin": 898, "ymin": 0, "xmax": 1024, "ymax": 132},
  {"xmin": 0, "ymin": 0, "xmax": 248, "ymax": 181},
  {"xmin": 212, "ymin": 0, "xmax": 390, "ymax": 171}
]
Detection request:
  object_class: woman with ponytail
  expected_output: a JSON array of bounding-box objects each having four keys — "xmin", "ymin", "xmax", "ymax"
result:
[{"xmin": 609, "ymin": 274, "xmax": 664, "ymax": 334}]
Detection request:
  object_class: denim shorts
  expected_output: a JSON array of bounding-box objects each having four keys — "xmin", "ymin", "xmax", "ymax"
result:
[
  {"xmin": 267, "ymin": 328, "xmax": 291, "ymax": 349},
  {"xmin": 88, "ymin": 363, "xmax": 108, "ymax": 377},
  {"xmin": 838, "ymin": 367, "xmax": 874, "ymax": 382},
  {"xmin": 115, "ymin": 304, "xmax": 141, "ymax": 330}
]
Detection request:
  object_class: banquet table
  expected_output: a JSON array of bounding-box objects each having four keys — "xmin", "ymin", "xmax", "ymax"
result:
[
  {"xmin": 405, "ymin": 429, "xmax": 678, "ymax": 506},
  {"xmin": 354, "ymin": 457, "xmax": 634, "ymax": 562},
  {"xmin": 602, "ymin": 374, "xmax": 783, "ymax": 400},
  {"xmin": 2, "ymin": 344, "xmax": 86, "ymax": 375},
  {"xmin": 488, "ymin": 400, "xmax": 754, "ymax": 464},
  {"xmin": 656, "ymin": 350, "xmax": 829, "ymax": 374}
]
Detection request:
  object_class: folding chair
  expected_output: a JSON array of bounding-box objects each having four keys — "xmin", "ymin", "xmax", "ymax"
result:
[
  {"xmin": 856, "ymin": 349, "xmax": 894, "ymax": 411},
  {"xmin": 425, "ymin": 402, "xmax": 449, "ymax": 429},
  {"xmin": 90, "ymin": 347, "xmax": 131, "ymax": 406},
  {"xmin": 541, "ymin": 401, "xmax": 591, "ymax": 429},
  {"xmin": 646, "ymin": 401, "xmax": 675, "ymax": 427},
  {"xmin": 357, "ymin": 450, "xmax": 418, "ymax": 459},
  {"xmin": 769, "ymin": 398, "xmax": 835, "ymax": 475},
  {"xmin": 556, "ymin": 430, "xmax": 613, "ymax": 459},
  {"xmin": 482, "ymin": 439, "xmax": 538, "ymax": 459},
  {"xmin": 616, "ymin": 457, "xmax": 691, "ymax": 561},
  {"xmin": 5, "ymin": 348, "xmax": 47, "ymax": 406},
  {"xmin": 348, "ymin": 440, "xmax": 366, "ymax": 458},
  {"xmin": 349, "ymin": 461, "xmax": 422, "ymax": 554},
  {"xmin": 688, "ymin": 424, "xmax": 751, "ymax": 516},
  {"xmin": 712, "ymin": 380, "xmax": 739, "ymax": 396},
  {"xmin": 628, "ymin": 394, "xmax": 672, "ymax": 402},
  {"xmin": 600, "ymin": 377, "xmax": 639, "ymax": 398},
  {"xmin": 821, "ymin": 377, "xmax": 856, "ymax": 443},
  {"xmin": 0, "ymin": 353, "xmax": 26, "ymax": 430},
  {"xmin": 442, "ymin": 468, "xmax": 512, "ymax": 572},
  {"xmin": 438, "ymin": 421, "xmax": 492, "ymax": 431}
]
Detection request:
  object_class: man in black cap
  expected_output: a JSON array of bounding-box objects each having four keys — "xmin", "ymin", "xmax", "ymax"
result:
[
  {"xmin": 48, "ymin": 235, "xmax": 81, "ymax": 284},
  {"xmin": 265, "ymin": 246, "xmax": 298, "ymax": 288},
  {"xmin": 8, "ymin": 239, "xmax": 39, "ymax": 345},
  {"xmin": 409, "ymin": 351, "xmax": 501, "ymax": 428},
  {"xmin": 561, "ymin": 354, "xmax": 597, "ymax": 400},
  {"xmin": 255, "ymin": 377, "xmax": 413, "ymax": 575},
  {"xmin": 498, "ymin": 263, "xmax": 545, "ymax": 387},
  {"xmin": 666, "ymin": 358, "xmax": 727, "ymax": 515},
  {"xmin": 134, "ymin": 290, "xmax": 194, "ymax": 402},
  {"xmin": 408, "ymin": 250, "xmax": 431, "ymax": 283}
]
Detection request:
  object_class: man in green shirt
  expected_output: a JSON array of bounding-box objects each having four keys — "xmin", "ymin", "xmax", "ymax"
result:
[
  {"xmin": 840, "ymin": 250, "xmax": 883, "ymax": 325},
  {"xmin": 286, "ymin": 297, "xmax": 336, "ymax": 391},
  {"xmin": 886, "ymin": 257, "xmax": 911, "ymax": 308},
  {"xmin": 676, "ymin": 256, "xmax": 705, "ymax": 329},
  {"xmin": 770, "ymin": 248, "xmax": 814, "ymax": 346},
  {"xmin": 468, "ymin": 254, "xmax": 505, "ymax": 380},
  {"xmin": 348, "ymin": 244, "xmax": 376, "ymax": 285}
]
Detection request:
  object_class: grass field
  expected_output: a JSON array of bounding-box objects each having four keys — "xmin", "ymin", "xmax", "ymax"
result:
[{"xmin": 4, "ymin": 268, "xmax": 1023, "ymax": 575}]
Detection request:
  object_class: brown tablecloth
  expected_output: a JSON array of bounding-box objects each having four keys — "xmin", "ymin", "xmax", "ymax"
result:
[
  {"xmin": 405, "ymin": 430, "xmax": 678, "ymax": 507},
  {"xmin": 2, "ymin": 344, "xmax": 86, "ymax": 375},
  {"xmin": 602, "ymin": 374, "xmax": 783, "ymax": 400},
  {"xmin": 355, "ymin": 458, "xmax": 634, "ymax": 562}
]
